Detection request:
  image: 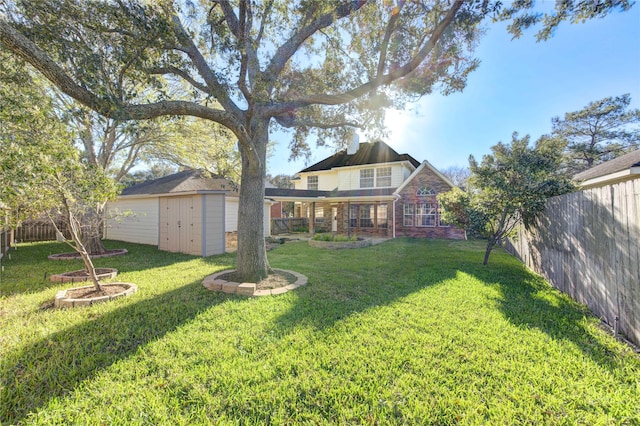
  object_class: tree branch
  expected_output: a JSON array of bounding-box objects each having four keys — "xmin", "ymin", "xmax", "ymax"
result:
[
  {"xmin": 146, "ymin": 66, "xmax": 209, "ymax": 93},
  {"xmin": 274, "ymin": 114, "xmax": 362, "ymax": 130},
  {"xmin": 168, "ymin": 12, "xmax": 243, "ymax": 118},
  {"xmin": 0, "ymin": 21, "xmax": 242, "ymax": 131},
  {"xmin": 262, "ymin": 1, "xmax": 464, "ymax": 116},
  {"xmin": 263, "ymin": 1, "xmax": 367, "ymax": 92}
]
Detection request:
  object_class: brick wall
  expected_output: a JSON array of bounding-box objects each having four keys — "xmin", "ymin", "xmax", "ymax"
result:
[{"xmin": 395, "ymin": 165, "xmax": 465, "ymax": 239}]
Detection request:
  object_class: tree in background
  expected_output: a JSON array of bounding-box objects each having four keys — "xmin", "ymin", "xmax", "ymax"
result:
[
  {"xmin": 1, "ymin": 1, "xmax": 631, "ymax": 281},
  {"xmin": 440, "ymin": 165, "xmax": 471, "ymax": 189},
  {"xmin": 438, "ymin": 133, "xmax": 573, "ymax": 265},
  {"xmin": 549, "ymin": 94, "xmax": 640, "ymax": 174}
]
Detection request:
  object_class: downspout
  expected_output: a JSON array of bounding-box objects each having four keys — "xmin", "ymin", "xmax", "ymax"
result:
[{"xmin": 393, "ymin": 194, "xmax": 401, "ymax": 239}]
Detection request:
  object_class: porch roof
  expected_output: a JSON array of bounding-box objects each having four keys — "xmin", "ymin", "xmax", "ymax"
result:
[{"xmin": 265, "ymin": 187, "xmax": 396, "ymax": 202}]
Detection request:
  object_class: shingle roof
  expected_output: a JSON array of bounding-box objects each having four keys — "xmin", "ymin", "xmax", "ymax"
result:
[
  {"xmin": 574, "ymin": 149, "xmax": 640, "ymax": 182},
  {"xmin": 300, "ymin": 140, "xmax": 420, "ymax": 173},
  {"xmin": 121, "ymin": 170, "xmax": 238, "ymax": 196}
]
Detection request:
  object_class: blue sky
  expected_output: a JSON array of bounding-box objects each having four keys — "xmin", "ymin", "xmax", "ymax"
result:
[{"xmin": 267, "ymin": 5, "xmax": 640, "ymax": 176}]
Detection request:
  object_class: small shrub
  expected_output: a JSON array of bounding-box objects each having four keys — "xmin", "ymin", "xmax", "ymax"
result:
[{"xmin": 292, "ymin": 226, "xmax": 308, "ymax": 233}]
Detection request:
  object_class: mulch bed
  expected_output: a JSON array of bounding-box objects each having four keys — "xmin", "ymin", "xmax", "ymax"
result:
[
  {"xmin": 48, "ymin": 249, "xmax": 128, "ymax": 260},
  {"xmin": 218, "ymin": 270, "xmax": 297, "ymax": 290}
]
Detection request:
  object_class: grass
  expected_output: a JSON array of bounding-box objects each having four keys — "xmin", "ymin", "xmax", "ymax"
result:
[{"xmin": 1, "ymin": 238, "xmax": 638, "ymax": 425}]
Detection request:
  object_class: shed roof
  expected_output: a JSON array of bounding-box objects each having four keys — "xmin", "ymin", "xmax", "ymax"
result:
[
  {"xmin": 300, "ymin": 140, "xmax": 420, "ymax": 173},
  {"xmin": 121, "ymin": 170, "xmax": 238, "ymax": 196},
  {"xmin": 573, "ymin": 149, "xmax": 640, "ymax": 182}
]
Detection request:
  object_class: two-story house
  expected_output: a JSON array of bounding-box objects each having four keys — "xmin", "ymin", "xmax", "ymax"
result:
[{"xmin": 265, "ymin": 140, "xmax": 465, "ymax": 239}]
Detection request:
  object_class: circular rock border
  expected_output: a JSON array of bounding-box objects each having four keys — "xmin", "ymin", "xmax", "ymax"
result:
[
  {"xmin": 203, "ymin": 269, "xmax": 308, "ymax": 296},
  {"xmin": 54, "ymin": 282, "xmax": 137, "ymax": 308},
  {"xmin": 50, "ymin": 268, "xmax": 118, "ymax": 283},
  {"xmin": 48, "ymin": 249, "xmax": 128, "ymax": 260}
]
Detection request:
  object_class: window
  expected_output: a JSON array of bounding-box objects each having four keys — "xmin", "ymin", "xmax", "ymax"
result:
[
  {"xmin": 403, "ymin": 204, "xmax": 414, "ymax": 227},
  {"xmin": 376, "ymin": 167, "xmax": 392, "ymax": 187},
  {"xmin": 360, "ymin": 204, "xmax": 374, "ymax": 228},
  {"xmin": 377, "ymin": 204, "xmax": 388, "ymax": 228},
  {"xmin": 360, "ymin": 168, "xmax": 374, "ymax": 188},
  {"xmin": 417, "ymin": 186, "xmax": 435, "ymax": 196},
  {"xmin": 438, "ymin": 207, "xmax": 450, "ymax": 227},
  {"xmin": 307, "ymin": 175, "xmax": 318, "ymax": 190},
  {"xmin": 315, "ymin": 206, "xmax": 324, "ymax": 225},
  {"xmin": 416, "ymin": 203, "xmax": 437, "ymax": 227},
  {"xmin": 349, "ymin": 204, "xmax": 358, "ymax": 228}
]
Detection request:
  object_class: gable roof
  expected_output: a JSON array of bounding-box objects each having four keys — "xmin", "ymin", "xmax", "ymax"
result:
[
  {"xmin": 300, "ymin": 140, "xmax": 420, "ymax": 173},
  {"xmin": 121, "ymin": 169, "xmax": 237, "ymax": 196},
  {"xmin": 394, "ymin": 160, "xmax": 457, "ymax": 195},
  {"xmin": 573, "ymin": 149, "xmax": 640, "ymax": 188}
]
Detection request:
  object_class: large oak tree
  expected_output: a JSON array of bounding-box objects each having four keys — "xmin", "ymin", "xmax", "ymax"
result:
[{"xmin": 1, "ymin": 0, "xmax": 631, "ymax": 281}]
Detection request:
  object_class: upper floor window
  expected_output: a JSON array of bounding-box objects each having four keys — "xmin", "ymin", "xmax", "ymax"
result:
[
  {"xmin": 307, "ymin": 175, "xmax": 318, "ymax": 190},
  {"xmin": 360, "ymin": 169, "xmax": 374, "ymax": 188},
  {"xmin": 417, "ymin": 186, "xmax": 435, "ymax": 196},
  {"xmin": 376, "ymin": 167, "xmax": 392, "ymax": 187}
]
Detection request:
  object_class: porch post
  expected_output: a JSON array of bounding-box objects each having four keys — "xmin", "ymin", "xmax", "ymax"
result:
[{"xmin": 309, "ymin": 202, "xmax": 315, "ymax": 235}]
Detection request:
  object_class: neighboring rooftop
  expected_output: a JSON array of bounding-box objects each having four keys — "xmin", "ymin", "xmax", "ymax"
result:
[
  {"xmin": 300, "ymin": 140, "xmax": 420, "ymax": 173},
  {"xmin": 574, "ymin": 149, "xmax": 640, "ymax": 185},
  {"xmin": 121, "ymin": 169, "xmax": 238, "ymax": 196}
]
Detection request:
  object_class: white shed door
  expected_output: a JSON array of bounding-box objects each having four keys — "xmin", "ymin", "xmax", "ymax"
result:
[{"xmin": 160, "ymin": 196, "xmax": 195, "ymax": 254}]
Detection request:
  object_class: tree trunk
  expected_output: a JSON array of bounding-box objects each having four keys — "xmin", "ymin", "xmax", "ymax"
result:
[
  {"xmin": 236, "ymin": 119, "xmax": 271, "ymax": 282},
  {"xmin": 483, "ymin": 237, "xmax": 496, "ymax": 265},
  {"xmin": 81, "ymin": 205, "xmax": 107, "ymax": 255}
]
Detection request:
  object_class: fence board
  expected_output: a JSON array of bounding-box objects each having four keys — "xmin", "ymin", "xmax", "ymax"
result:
[{"xmin": 507, "ymin": 178, "xmax": 640, "ymax": 346}]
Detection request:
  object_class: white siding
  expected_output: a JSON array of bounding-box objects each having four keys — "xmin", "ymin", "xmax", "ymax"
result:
[
  {"xmin": 225, "ymin": 197, "xmax": 239, "ymax": 232},
  {"xmin": 318, "ymin": 173, "xmax": 339, "ymax": 191},
  {"xmin": 105, "ymin": 198, "xmax": 159, "ymax": 246},
  {"xmin": 204, "ymin": 194, "xmax": 225, "ymax": 256}
]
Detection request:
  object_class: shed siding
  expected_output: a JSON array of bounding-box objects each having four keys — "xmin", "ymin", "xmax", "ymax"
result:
[
  {"xmin": 205, "ymin": 194, "xmax": 225, "ymax": 256},
  {"xmin": 105, "ymin": 198, "xmax": 159, "ymax": 245},
  {"xmin": 226, "ymin": 197, "xmax": 239, "ymax": 232}
]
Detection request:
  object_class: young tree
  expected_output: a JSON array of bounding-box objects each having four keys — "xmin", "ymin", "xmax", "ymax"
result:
[
  {"xmin": 438, "ymin": 133, "xmax": 573, "ymax": 265},
  {"xmin": 0, "ymin": 55, "xmax": 118, "ymax": 290},
  {"xmin": 1, "ymin": 1, "xmax": 631, "ymax": 281},
  {"xmin": 550, "ymin": 94, "xmax": 640, "ymax": 173}
]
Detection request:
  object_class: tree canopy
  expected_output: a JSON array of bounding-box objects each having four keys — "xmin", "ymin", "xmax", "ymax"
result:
[{"xmin": 1, "ymin": 0, "xmax": 632, "ymax": 281}]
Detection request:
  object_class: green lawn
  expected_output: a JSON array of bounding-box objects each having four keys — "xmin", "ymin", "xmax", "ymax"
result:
[{"xmin": 1, "ymin": 238, "xmax": 638, "ymax": 425}]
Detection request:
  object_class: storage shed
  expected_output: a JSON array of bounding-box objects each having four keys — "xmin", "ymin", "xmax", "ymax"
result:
[{"xmin": 105, "ymin": 170, "xmax": 271, "ymax": 256}]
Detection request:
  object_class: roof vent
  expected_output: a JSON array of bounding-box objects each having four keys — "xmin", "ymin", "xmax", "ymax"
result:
[{"xmin": 347, "ymin": 133, "xmax": 360, "ymax": 155}]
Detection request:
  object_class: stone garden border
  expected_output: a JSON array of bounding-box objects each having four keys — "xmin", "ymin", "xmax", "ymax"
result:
[
  {"xmin": 202, "ymin": 268, "xmax": 308, "ymax": 296},
  {"xmin": 50, "ymin": 268, "xmax": 118, "ymax": 283},
  {"xmin": 54, "ymin": 282, "xmax": 137, "ymax": 308}
]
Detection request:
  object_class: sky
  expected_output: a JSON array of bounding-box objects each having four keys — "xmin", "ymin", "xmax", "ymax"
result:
[{"xmin": 267, "ymin": 4, "xmax": 640, "ymax": 177}]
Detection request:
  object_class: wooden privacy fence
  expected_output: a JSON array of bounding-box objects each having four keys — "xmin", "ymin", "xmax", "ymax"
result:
[
  {"xmin": 14, "ymin": 220, "xmax": 68, "ymax": 243},
  {"xmin": 271, "ymin": 218, "xmax": 308, "ymax": 235},
  {"xmin": 505, "ymin": 178, "xmax": 640, "ymax": 346}
]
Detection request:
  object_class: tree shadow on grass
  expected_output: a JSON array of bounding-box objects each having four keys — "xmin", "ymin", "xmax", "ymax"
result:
[
  {"xmin": 0, "ymin": 240, "xmax": 212, "ymax": 296},
  {"xmin": 0, "ymin": 280, "xmax": 232, "ymax": 424},
  {"xmin": 269, "ymin": 238, "xmax": 459, "ymax": 331},
  {"xmin": 270, "ymin": 239, "xmax": 635, "ymax": 371}
]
